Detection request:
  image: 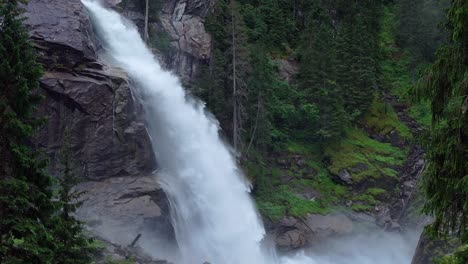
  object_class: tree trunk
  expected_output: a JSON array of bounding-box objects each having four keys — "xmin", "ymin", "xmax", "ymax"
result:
[
  {"xmin": 144, "ymin": 0, "xmax": 149, "ymax": 43},
  {"xmin": 231, "ymin": 6, "xmax": 238, "ymax": 154}
]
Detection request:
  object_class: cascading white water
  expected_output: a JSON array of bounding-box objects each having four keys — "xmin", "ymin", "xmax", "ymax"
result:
[
  {"xmin": 82, "ymin": 1, "xmax": 270, "ymax": 263},
  {"xmin": 82, "ymin": 1, "xmax": 420, "ymax": 264}
]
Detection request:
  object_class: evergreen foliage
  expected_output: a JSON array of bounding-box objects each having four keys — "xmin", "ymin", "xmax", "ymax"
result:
[
  {"xmin": 0, "ymin": 2, "xmax": 95, "ymax": 262},
  {"xmin": 396, "ymin": 0, "xmax": 448, "ymax": 65},
  {"xmin": 412, "ymin": 0, "xmax": 468, "ymax": 242},
  {"xmin": 297, "ymin": 5, "xmax": 345, "ymax": 143},
  {"xmin": 53, "ymin": 129, "xmax": 96, "ymax": 264},
  {"xmin": 336, "ymin": 1, "xmax": 382, "ymax": 119},
  {"xmin": 0, "ymin": 1, "xmax": 57, "ymax": 262}
]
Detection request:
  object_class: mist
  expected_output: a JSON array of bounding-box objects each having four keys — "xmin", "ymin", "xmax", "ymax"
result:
[{"xmin": 281, "ymin": 229, "xmax": 421, "ymax": 264}]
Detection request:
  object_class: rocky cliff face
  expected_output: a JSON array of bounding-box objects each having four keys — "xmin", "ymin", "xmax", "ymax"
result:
[
  {"xmin": 24, "ymin": 0, "xmax": 173, "ymax": 256},
  {"xmin": 160, "ymin": 0, "xmax": 212, "ymax": 83},
  {"xmin": 114, "ymin": 0, "xmax": 212, "ymax": 85},
  {"xmin": 25, "ymin": 0, "xmax": 155, "ymax": 181}
]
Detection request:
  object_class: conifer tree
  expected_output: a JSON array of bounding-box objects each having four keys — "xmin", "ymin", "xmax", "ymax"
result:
[
  {"xmin": 298, "ymin": 5, "xmax": 345, "ymax": 144},
  {"xmin": 229, "ymin": 0, "xmax": 251, "ymax": 154},
  {"xmin": 53, "ymin": 129, "xmax": 96, "ymax": 264},
  {"xmin": 412, "ymin": 0, "xmax": 467, "ymax": 242},
  {"xmin": 0, "ymin": 1, "xmax": 57, "ymax": 262},
  {"xmin": 336, "ymin": 1, "xmax": 381, "ymax": 120}
]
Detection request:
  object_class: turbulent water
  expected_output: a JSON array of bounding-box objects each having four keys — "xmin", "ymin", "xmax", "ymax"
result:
[{"xmin": 83, "ymin": 1, "xmax": 418, "ymax": 263}]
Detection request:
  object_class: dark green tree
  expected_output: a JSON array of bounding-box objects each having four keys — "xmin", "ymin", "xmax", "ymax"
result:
[
  {"xmin": 298, "ymin": 5, "xmax": 345, "ymax": 144},
  {"xmin": 412, "ymin": 0, "xmax": 467, "ymax": 243},
  {"xmin": 336, "ymin": 1, "xmax": 381, "ymax": 120},
  {"xmin": 396, "ymin": 0, "xmax": 448, "ymax": 65},
  {"xmin": 53, "ymin": 129, "xmax": 96, "ymax": 264},
  {"xmin": 0, "ymin": 1, "xmax": 57, "ymax": 262}
]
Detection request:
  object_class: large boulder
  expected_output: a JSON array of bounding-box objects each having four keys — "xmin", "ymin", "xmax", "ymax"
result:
[
  {"xmin": 274, "ymin": 214, "xmax": 354, "ymax": 251},
  {"xmin": 75, "ymin": 175, "xmax": 173, "ymax": 245}
]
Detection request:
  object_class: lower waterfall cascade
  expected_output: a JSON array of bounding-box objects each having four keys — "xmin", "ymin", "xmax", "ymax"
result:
[{"xmin": 82, "ymin": 1, "xmax": 420, "ymax": 263}]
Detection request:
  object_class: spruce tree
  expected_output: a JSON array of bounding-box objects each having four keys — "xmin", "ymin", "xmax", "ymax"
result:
[
  {"xmin": 0, "ymin": 1, "xmax": 57, "ymax": 262},
  {"xmin": 53, "ymin": 129, "xmax": 95, "ymax": 264},
  {"xmin": 298, "ymin": 5, "xmax": 345, "ymax": 144},
  {"xmin": 412, "ymin": 0, "xmax": 467, "ymax": 242},
  {"xmin": 336, "ymin": 1, "xmax": 381, "ymax": 120}
]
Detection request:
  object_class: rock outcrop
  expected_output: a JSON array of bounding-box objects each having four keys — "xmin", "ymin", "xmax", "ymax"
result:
[
  {"xmin": 159, "ymin": 0, "xmax": 212, "ymax": 83},
  {"xmin": 25, "ymin": 0, "xmax": 155, "ymax": 181},
  {"xmin": 114, "ymin": 0, "xmax": 212, "ymax": 85},
  {"xmin": 274, "ymin": 214, "xmax": 354, "ymax": 251},
  {"xmin": 76, "ymin": 175, "xmax": 173, "ymax": 246},
  {"xmin": 25, "ymin": 0, "xmax": 170, "ymax": 260}
]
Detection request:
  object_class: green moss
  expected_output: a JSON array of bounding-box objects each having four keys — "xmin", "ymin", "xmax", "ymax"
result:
[
  {"xmin": 286, "ymin": 141, "xmax": 320, "ymax": 155},
  {"xmin": 381, "ymin": 167, "xmax": 399, "ymax": 178},
  {"xmin": 436, "ymin": 244, "xmax": 468, "ymax": 264},
  {"xmin": 366, "ymin": 188, "xmax": 387, "ymax": 196},
  {"xmin": 246, "ymin": 150, "xmax": 348, "ymax": 221},
  {"xmin": 104, "ymin": 256, "xmax": 135, "ymax": 264},
  {"xmin": 290, "ymin": 171, "xmax": 348, "ymax": 205},
  {"xmin": 325, "ymin": 127, "xmax": 406, "ymax": 183},
  {"xmin": 255, "ymin": 184, "xmax": 327, "ymax": 222},
  {"xmin": 353, "ymin": 194, "xmax": 378, "ymax": 206},
  {"xmin": 363, "ymin": 97, "xmax": 412, "ymax": 139},
  {"xmin": 351, "ymin": 204, "xmax": 374, "ymax": 212},
  {"xmin": 409, "ymin": 102, "xmax": 432, "ymax": 128}
]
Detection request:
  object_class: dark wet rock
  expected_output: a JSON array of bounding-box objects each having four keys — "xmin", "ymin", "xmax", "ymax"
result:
[
  {"xmin": 296, "ymin": 157, "xmax": 307, "ymax": 167},
  {"xmin": 115, "ymin": 0, "xmax": 212, "ymax": 85},
  {"xmin": 275, "ymin": 229, "xmax": 307, "ymax": 249},
  {"xmin": 274, "ymin": 214, "xmax": 353, "ymax": 250},
  {"xmin": 160, "ymin": 0, "xmax": 212, "ymax": 83},
  {"xmin": 24, "ymin": 0, "xmax": 97, "ymax": 68},
  {"xmin": 26, "ymin": 0, "xmax": 155, "ymax": 180},
  {"xmin": 95, "ymin": 236, "xmax": 171, "ymax": 264},
  {"xmin": 34, "ymin": 68, "xmax": 155, "ymax": 180},
  {"xmin": 385, "ymin": 221, "xmax": 401, "ymax": 232},
  {"xmin": 76, "ymin": 175, "xmax": 174, "ymax": 246},
  {"xmin": 351, "ymin": 163, "xmax": 369, "ymax": 173},
  {"xmin": 411, "ymin": 230, "xmax": 460, "ymax": 264},
  {"xmin": 337, "ymin": 169, "xmax": 353, "ymax": 185},
  {"xmin": 276, "ymin": 59, "xmax": 299, "ymax": 83},
  {"xmin": 389, "ymin": 130, "xmax": 405, "ymax": 147}
]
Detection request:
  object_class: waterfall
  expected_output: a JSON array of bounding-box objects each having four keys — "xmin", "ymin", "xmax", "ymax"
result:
[
  {"xmin": 82, "ymin": 1, "xmax": 419, "ymax": 264},
  {"xmin": 82, "ymin": 1, "xmax": 270, "ymax": 263}
]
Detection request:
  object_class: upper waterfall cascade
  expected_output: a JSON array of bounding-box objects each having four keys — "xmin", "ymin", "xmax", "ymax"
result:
[{"xmin": 82, "ymin": 1, "xmax": 419, "ymax": 264}]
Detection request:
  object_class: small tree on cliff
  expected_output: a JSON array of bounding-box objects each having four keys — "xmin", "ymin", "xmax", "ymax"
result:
[
  {"xmin": 53, "ymin": 128, "xmax": 96, "ymax": 264},
  {"xmin": 0, "ymin": 0, "xmax": 58, "ymax": 262}
]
